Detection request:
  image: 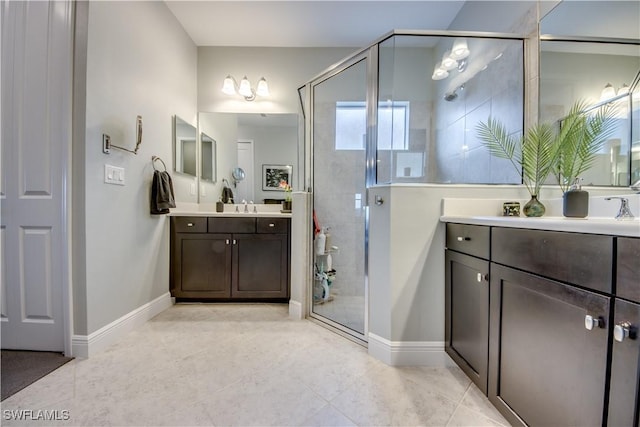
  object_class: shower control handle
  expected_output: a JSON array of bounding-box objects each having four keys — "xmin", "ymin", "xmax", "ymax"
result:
[{"xmin": 375, "ymin": 195, "xmax": 384, "ymax": 206}]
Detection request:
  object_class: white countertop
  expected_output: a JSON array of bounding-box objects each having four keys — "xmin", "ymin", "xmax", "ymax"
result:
[
  {"xmin": 440, "ymin": 195, "xmax": 640, "ymax": 237},
  {"xmin": 169, "ymin": 210, "xmax": 291, "ymax": 218},
  {"xmin": 169, "ymin": 202, "xmax": 291, "ymax": 218},
  {"xmin": 440, "ymin": 215, "xmax": 640, "ymax": 237}
]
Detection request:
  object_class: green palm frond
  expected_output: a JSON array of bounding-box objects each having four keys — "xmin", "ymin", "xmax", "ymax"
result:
[
  {"xmin": 522, "ymin": 123, "xmax": 556, "ymax": 196},
  {"xmin": 476, "ymin": 117, "xmax": 521, "ymax": 177},
  {"xmin": 476, "ymin": 99, "xmax": 618, "ymax": 197},
  {"xmin": 555, "ymin": 100, "xmax": 618, "ymax": 192}
]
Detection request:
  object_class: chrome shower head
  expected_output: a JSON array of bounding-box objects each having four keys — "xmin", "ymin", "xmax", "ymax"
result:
[
  {"xmin": 443, "ymin": 84, "xmax": 465, "ymax": 102},
  {"xmin": 444, "ymin": 92, "xmax": 458, "ymax": 101}
]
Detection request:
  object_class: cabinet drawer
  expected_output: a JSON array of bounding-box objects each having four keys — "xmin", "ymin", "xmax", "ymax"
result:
[
  {"xmin": 257, "ymin": 218, "xmax": 289, "ymax": 234},
  {"xmin": 172, "ymin": 217, "xmax": 207, "ymax": 233},
  {"xmin": 208, "ymin": 217, "xmax": 255, "ymax": 233},
  {"xmin": 492, "ymin": 227, "xmax": 613, "ymax": 293},
  {"xmin": 446, "ymin": 223, "xmax": 490, "ymax": 259},
  {"xmin": 617, "ymin": 237, "xmax": 640, "ymax": 303}
]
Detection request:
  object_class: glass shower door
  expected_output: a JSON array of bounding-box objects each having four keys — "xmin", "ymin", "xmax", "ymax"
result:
[{"xmin": 311, "ymin": 55, "xmax": 370, "ymax": 339}]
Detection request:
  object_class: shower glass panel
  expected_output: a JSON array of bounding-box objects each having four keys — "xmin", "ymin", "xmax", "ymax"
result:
[
  {"xmin": 312, "ymin": 57, "xmax": 368, "ymax": 337},
  {"xmin": 377, "ymin": 35, "xmax": 524, "ymax": 184}
]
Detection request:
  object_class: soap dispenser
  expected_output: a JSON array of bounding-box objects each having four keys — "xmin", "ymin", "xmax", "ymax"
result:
[{"xmin": 563, "ymin": 178, "xmax": 589, "ymax": 218}]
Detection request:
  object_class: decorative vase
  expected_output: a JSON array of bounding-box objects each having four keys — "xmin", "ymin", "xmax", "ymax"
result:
[
  {"xmin": 523, "ymin": 195, "xmax": 545, "ymax": 217},
  {"xmin": 563, "ymin": 189, "xmax": 589, "ymax": 218},
  {"xmin": 281, "ymin": 200, "xmax": 292, "ymax": 213}
]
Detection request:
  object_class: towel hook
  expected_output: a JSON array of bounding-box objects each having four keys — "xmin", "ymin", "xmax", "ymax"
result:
[{"xmin": 151, "ymin": 156, "xmax": 167, "ymax": 171}]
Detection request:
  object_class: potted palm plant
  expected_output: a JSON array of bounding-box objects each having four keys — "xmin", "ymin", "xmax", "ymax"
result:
[
  {"xmin": 476, "ymin": 119, "xmax": 556, "ymax": 217},
  {"xmin": 553, "ymin": 100, "xmax": 617, "ymax": 217},
  {"xmin": 477, "ymin": 100, "xmax": 617, "ymax": 217}
]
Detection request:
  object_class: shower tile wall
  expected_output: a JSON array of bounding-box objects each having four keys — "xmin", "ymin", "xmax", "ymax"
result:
[
  {"xmin": 434, "ymin": 38, "xmax": 524, "ymax": 184},
  {"xmin": 313, "ymin": 102, "xmax": 365, "ymax": 298}
]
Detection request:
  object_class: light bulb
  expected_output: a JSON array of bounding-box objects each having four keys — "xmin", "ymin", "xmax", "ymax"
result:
[
  {"xmin": 238, "ymin": 76, "xmax": 253, "ymax": 97},
  {"xmin": 600, "ymin": 83, "xmax": 616, "ymax": 101},
  {"xmin": 221, "ymin": 75, "xmax": 236, "ymax": 95},
  {"xmin": 617, "ymin": 83, "xmax": 630, "ymax": 96},
  {"xmin": 256, "ymin": 77, "xmax": 269, "ymax": 97},
  {"xmin": 441, "ymin": 51, "xmax": 458, "ymax": 71},
  {"xmin": 450, "ymin": 38, "xmax": 470, "ymax": 60},
  {"xmin": 431, "ymin": 62, "xmax": 449, "ymax": 80}
]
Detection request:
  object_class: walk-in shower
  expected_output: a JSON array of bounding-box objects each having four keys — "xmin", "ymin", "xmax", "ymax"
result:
[{"xmin": 301, "ymin": 31, "xmax": 525, "ymax": 342}]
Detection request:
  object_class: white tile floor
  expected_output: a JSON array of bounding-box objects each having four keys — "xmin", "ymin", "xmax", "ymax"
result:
[{"xmin": 1, "ymin": 303, "xmax": 510, "ymax": 426}]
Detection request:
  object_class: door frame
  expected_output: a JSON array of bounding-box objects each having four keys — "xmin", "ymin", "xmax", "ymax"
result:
[{"xmin": 305, "ymin": 46, "xmax": 377, "ymax": 344}]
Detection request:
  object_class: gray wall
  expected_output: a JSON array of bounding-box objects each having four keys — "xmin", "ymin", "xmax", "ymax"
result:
[{"xmin": 76, "ymin": 1, "xmax": 197, "ymax": 335}]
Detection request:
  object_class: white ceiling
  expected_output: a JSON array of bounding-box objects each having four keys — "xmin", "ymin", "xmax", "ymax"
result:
[{"xmin": 165, "ymin": 1, "xmax": 466, "ymax": 47}]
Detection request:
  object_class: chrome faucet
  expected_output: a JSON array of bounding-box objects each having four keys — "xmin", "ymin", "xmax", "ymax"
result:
[
  {"xmin": 631, "ymin": 179, "xmax": 640, "ymax": 193},
  {"xmin": 604, "ymin": 197, "xmax": 635, "ymax": 220},
  {"xmin": 242, "ymin": 200, "xmax": 249, "ymax": 213}
]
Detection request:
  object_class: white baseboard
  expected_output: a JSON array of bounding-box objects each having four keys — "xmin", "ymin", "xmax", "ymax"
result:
[
  {"xmin": 368, "ymin": 332, "xmax": 453, "ymax": 366},
  {"xmin": 72, "ymin": 292, "xmax": 173, "ymax": 358},
  {"xmin": 288, "ymin": 300, "xmax": 303, "ymax": 320}
]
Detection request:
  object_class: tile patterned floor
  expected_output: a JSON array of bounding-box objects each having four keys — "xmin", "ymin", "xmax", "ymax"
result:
[{"xmin": 1, "ymin": 303, "xmax": 510, "ymax": 426}]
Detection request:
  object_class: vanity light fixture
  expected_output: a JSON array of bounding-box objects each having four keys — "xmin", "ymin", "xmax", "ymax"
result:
[
  {"xmin": 221, "ymin": 75, "xmax": 269, "ymax": 101},
  {"xmin": 432, "ymin": 38, "xmax": 471, "ymax": 81}
]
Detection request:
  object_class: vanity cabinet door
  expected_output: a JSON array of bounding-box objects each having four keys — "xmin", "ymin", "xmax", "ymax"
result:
[
  {"xmin": 232, "ymin": 233, "xmax": 289, "ymax": 299},
  {"xmin": 489, "ymin": 263, "xmax": 609, "ymax": 427},
  {"xmin": 445, "ymin": 250, "xmax": 489, "ymax": 394},
  {"xmin": 608, "ymin": 298, "xmax": 640, "ymax": 427},
  {"xmin": 171, "ymin": 233, "xmax": 232, "ymax": 298}
]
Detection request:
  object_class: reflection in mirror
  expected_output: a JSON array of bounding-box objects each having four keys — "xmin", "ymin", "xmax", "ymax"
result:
[
  {"xmin": 539, "ymin": 1, "xmax": 640, "ymax": 187},
  {"xmin": 200, "ymin": 132, "xmax": 216, "ymax": 183},
  {"xmin": 632, "ymin": 82, "xmax": 640, "ymax": 184},
  {"xmin": 197, "ymin": 113, "xmax": 298, "ymax": 204},
  {"xmin": 173, "ymin": 116, "xmax": 197, "ymax": 177},
  {"xmin": 539, "ymin": 41, "xmax": 639, "ymax": 186}
]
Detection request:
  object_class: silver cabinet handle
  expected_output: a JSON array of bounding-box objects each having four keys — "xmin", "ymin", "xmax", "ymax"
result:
[
  {"xmin": 457, "ymin": 236, "xmax": 471, "ymax": 242},
  {"xmin": 187, "ymin": 223, "xmax": 194, "ymax": 227},
  {"xmin": 614, "ymin": 322, "xmax": 635, "ymax": 342},
  {"xmin": 585, "ymin": 315, "xmax": 604, "ymax": 331},
  {"xmin": 269, "ymin": 223, "xmax": 275, "ymax": 227},
  {"xmin": 233, "ymin": 239, "xmax": 237, "ymax": 245},
  {"xmin": 477, "ymin": 273, "xmax": 482, "ymax": 283},
  {"xmin": 226, "ymin": 239, "xmax": 230, "ymax": 244}
]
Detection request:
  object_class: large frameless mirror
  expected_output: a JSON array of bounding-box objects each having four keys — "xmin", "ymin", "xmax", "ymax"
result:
[
  {"xmin": 539, "ymin": 1, "xmax": 640, "ymax": 187},
  {"xmin": 173, "ymin": 115, "xmax": 197, "ymax": 177}
]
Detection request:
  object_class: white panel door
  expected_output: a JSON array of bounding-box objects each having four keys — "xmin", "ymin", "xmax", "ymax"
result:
[
  {"xmin": 1, "ymin": 1, "xmax": 73, "ymax": 351},
  {"xmin": 236, "ymin": 140, "xmax": 254, "ymax": 203}
]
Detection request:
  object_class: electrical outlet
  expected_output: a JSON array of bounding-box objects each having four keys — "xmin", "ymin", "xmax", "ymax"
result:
[{"xmin": 105, "ymin": 164, "xmax": 125, "ymax": 186}]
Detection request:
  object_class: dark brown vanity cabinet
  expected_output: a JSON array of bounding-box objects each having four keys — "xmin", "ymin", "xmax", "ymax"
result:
[
  {"xmin": 489, "ymin": 227, "xmax": 614, "ymax": 427},
  {"xmin": 445, "ymin": 224, "xmax": 639, "ymax": 427},
  {"xmin": 445, "ymin": 223, "xmax": 490, "ymax": 394},
  {"xmin": 171, "ymin": 216, "xmax": 290, "ymax": 300},
  {"xmin": 489, "ymin": 263, "xmax": 610, "ymax": 427},
  {"xmin": 608, "ymin": 237, "xmax": 640, "ymax": 427}
]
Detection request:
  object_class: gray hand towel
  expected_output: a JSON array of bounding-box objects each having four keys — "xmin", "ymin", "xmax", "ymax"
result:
[{"xmin": 151, "ymin": 170, "xmax": 176, "ymax": 215}]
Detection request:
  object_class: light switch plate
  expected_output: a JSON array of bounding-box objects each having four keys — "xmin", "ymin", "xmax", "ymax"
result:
[{"xmin": 105, "ymin": 164, "xmax": 125, "ymax": 186}]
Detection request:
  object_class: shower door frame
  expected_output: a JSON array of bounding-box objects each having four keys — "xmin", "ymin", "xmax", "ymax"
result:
[{"xmin": 305, "ymin": 46, "xmax": 378, "ymax": 344}]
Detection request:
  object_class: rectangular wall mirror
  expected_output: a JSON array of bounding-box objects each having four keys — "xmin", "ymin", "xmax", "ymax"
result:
[
  {"xmin": 173, "ymin": 115, "xmax": 197, "ymax": 177},
  {"xmin": 197, "ymin": 112, "xmax": 299, "ymax": 204},
  {"xmin": 539, "ymin": 1, "xmax": 640, "ymax": 187}
]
